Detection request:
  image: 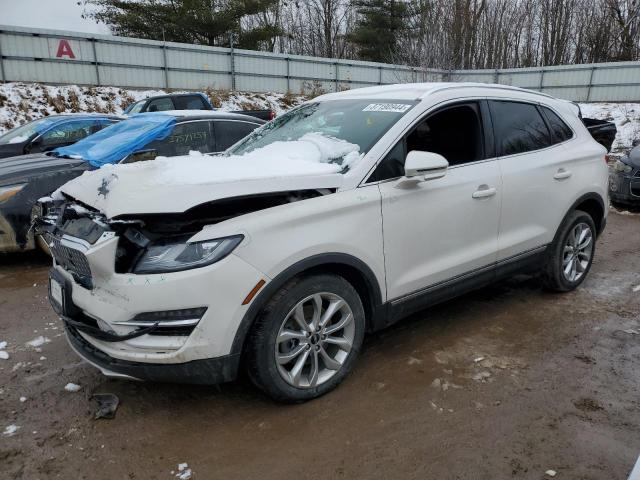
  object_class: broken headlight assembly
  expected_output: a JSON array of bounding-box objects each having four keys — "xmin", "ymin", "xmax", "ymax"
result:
[{"xmin": 133, "ymin": 234, "xmax": 243, "ymax": 274}]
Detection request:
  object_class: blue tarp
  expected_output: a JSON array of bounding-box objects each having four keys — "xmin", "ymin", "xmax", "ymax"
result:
[{"xmin": 53, "ymin": 113, "xmax": 177, "ymax": 167}]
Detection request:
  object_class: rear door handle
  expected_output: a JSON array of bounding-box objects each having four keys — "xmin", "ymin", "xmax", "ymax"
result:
[
  {"xmin": 554, "ymin": 168, "xmax": 572, "ymax": 180},
  {"xmin": 472, "ymin": 185, "xmax": 497, "ymax": 199}
]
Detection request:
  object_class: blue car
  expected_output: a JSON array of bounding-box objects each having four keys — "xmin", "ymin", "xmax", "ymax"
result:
[
  {"xmin": 0, "ymin": 111, "xmax": 264, "ymax": 252},
  {"xmin": 0, "ymin": 114, "xmax": 121, "ymax": 160}
]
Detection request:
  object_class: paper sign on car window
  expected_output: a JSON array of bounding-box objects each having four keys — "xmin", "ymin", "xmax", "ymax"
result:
[{"xmin": 363, "ymin": 103, "xmax": 412, "ymax": 113}]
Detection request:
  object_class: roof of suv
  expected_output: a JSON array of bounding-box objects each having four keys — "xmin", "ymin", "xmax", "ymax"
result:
[
  {"xmin": 316, "ymin": 82, "xmax": 554, "ymax": 102},
  {"xmin": 133, "ymin": 110, "xmax": 265, "ymax": 123}
]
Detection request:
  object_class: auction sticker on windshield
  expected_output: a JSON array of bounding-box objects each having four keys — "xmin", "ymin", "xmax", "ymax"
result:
[{"xmin": 363, "ymin": 103, "xmax": 412, "ymax": 113}]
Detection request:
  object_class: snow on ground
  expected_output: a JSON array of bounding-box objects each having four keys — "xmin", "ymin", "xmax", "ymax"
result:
[
  {"xmin": 579, "ymin": 102, "xmax": 640, "ymax": 155},
  {"xmin": 26, "ymin": 336, "xmax": 51, "ymax": 348},
  {"xmin": 64, "ymin": 383, "xmax": 82, "ymax": 392},
  {"xmin": 0, "ymin": 82, "xmax": 306, "ymax": 133},
  {"xmin": 3, "ymin": 425, "xmax": 20, "ymax": 436}
]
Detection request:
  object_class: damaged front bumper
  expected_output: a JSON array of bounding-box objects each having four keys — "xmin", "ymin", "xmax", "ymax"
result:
[
  {"xmin": 38, "ymin": 197, "xmax": 268, "ymax": 384},
  {"xmin": 65, "ymin": 319, "xmax": 240, "ymax": 384}
]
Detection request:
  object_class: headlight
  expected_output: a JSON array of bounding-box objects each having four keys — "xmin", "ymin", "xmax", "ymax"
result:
[
  {"xmin": 613, "ymin": 160, "xmax": 633, "ymax": 174},
  {"xmin": 0, "ymin": 183, "xmax": 27, "ymax": 204},
  {"xmin": 133, "ymin": 235, "xmax": 243, "ymax": 274}
]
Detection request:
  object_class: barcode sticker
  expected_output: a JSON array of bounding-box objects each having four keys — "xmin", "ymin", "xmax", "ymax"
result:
[{"xmin": 363, "ymin": 103, "xmax": 412, "ymax": 113}]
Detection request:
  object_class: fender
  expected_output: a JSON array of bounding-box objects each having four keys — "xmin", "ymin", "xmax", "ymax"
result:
[
  {"xmin": 557, "ymin": 191, "xmax": 607, "ymax": 238},
  {"xmin": 230, "ymin": 252, "xmax": 385, "ymax": 355}
]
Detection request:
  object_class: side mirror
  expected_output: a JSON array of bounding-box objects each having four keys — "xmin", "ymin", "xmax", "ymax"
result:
[
  {"xmin": 404, "ymin": 151, "xmax": 449, "ymax": 181},
  {"xmin": 25, "ymin": 138, "xmax": 41, "ymax": 154},
  {"xmin": 121, "ymin": 149, "xmax": 158, "ymax": 164}
]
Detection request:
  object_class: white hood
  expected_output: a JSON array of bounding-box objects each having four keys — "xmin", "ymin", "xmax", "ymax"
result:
[{"xmin": 59, "ymin": 133, "xmax": 360, "ymax": 218}]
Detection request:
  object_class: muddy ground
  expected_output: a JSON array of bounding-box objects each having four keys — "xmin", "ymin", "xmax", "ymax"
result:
[{"xmin": 1, "ymin": 210, "xmax": 639, "ymax": 480}]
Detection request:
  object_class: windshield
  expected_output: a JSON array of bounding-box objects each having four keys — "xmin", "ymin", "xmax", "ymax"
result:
[
  {"xmin": 124, "ymin": 100, "xmax": 145, "ymax": 115},
  {"xmin": 0, "ymin": 117, "xmax": 56, "ymax": 145},
  {"xmin": 227, "ymin": 99, "xmax": 417, "ymax": 164},
  {"xmin": 53, "ymin": 113, "xmax": 176, "ymax": 167}
]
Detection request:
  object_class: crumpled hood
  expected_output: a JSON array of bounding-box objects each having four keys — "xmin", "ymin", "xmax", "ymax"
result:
[{"xmin": 58, "ymin": 133, "xmax": 358, "ymax": 218}]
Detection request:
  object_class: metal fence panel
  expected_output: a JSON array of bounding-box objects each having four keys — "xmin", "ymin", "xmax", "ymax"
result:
[{"xmin": 1, "ymin": 25, "xmax": 640, "ymax": 101}]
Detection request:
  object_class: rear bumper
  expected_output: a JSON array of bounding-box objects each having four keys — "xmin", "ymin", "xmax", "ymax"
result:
[{"xmin": 65, "ymin": 321, "xmax": 240, "ymax": 384}]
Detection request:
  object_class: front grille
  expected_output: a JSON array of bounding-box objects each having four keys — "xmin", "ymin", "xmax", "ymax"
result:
[{"xmin": 47, "ymin": 234, "xmax": 93, "ymax": 289}]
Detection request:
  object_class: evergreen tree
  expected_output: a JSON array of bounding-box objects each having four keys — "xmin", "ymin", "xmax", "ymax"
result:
[
  {"xmin": 83, "ymin": 0, "xmax": 281, "ymax": 50},
  {"xmin": 348, "ymin": 0, "xmax": 410, "ymax": 63}
]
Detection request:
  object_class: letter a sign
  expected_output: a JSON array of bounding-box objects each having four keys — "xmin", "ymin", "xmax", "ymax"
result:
[{"xmin": 56, "ymin": 39, "xmax": 76, "ymax": 59}]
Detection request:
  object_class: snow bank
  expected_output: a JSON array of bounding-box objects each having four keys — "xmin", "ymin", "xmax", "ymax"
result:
[
  {"xmin": 0, "ymin": 82, "xmax": 305, "ymax": 133},
  {"xmin": 579, "ymin": 102, "xmax": 640, "ymax": 155}
]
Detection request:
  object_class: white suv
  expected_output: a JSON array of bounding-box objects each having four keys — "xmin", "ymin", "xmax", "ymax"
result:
[{"xmin": 39, "ymin": 83, "xmax": 608, "ymax": 402}]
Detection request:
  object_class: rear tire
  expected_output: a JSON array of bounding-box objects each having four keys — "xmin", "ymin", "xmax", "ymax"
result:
[
  {"xmin": 246, "ymin": 274, "xmax": 365, "ymax": 403},
  {"xmin": 541, "ymin": 210, "xmax": 596, "ymax": 292}
]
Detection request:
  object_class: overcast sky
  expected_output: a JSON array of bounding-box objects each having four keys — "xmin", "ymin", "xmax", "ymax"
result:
[{"xmin": 0, "ymin": 0, "xmax": 111, "ymax": 35}]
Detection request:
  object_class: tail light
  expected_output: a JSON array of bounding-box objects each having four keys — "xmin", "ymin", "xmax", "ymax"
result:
[
  {"xmin": 604, "ymin": 154, "xmax": 610, "ymax": 164},
  {"xmin": 269, "ymin": 110, "xmax": 276, "ymax": 121}
]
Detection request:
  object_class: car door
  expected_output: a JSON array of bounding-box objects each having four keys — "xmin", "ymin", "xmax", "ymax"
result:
[
  {"xmin": 373, "ymin": 101, "xmax": 502, "ymax": 301},
  {"xmin": 213, "ymin": 120, "xmax": 262, "ymax": 152},
  {"xmin": 490, "ymin": 100, "xmax": 577, "ymax": 261},
  {"xmin": 152, "ymin": 120, "xmax": 215, "ymax": 156}
]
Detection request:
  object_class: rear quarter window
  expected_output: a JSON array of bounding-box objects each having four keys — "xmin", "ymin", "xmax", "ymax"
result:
[{"xmin": 540, "ymin": 106, "xmax": 574, "ymax": 144}]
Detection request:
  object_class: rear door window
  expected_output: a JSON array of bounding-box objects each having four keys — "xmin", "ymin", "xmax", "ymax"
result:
[
  {"xmin": 540, "ymin": 106, "xmax": 573, "ymax": 144},
  {"xmin": 147, "ymin": 97, "xmax": 175, "ymax": 112},
  {"xmin": 214, "ymin": 121, "xmax": 261, "ymax": 151},
  {"xmin": 489, "ymin": 101, "xmax": 552, "ymax": 156},
  {"xmin": 153, "ymin": 121, "xmax": 213, "ymax": 156},
  {"xmin": 173, "ymin": 95, "xmax": 209, "ymax": 110}
]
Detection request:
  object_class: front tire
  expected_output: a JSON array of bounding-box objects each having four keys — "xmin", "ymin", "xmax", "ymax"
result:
[
  {"xmin": 542, "ymin": 210, "xmax": 596, "ymax": 292},
  {"xmin": 246, "ymin": 274, "xmax": 365, "ymax": 402}
]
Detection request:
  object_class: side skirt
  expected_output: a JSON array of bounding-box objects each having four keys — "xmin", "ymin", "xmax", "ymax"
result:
[{"xmin": 373, "ymin": 245, "xmax": 549, "ymax": 330}]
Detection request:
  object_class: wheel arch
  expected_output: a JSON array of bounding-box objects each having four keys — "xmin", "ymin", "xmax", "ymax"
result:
[
  {"xmin": 231, "ymin": 253, "xmax": 384, "ymax": 356},
  {"xmin": 569, "ymin": 192, "xmax": 606, "ymax": 235}
]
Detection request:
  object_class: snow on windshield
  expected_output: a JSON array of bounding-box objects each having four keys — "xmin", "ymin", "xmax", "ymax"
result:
[{"xmin": 61, "ymin": 132, "xmax": 361, "ymax": 199}]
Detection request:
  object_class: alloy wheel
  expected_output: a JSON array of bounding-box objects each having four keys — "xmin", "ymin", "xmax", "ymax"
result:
[
  {"xmin": 562, "ymin": 222, "xmax": 593, "ymax": 282},
  {"xmin": 274, "ymin": 292, "xmax": 355, "ymax": 389}
]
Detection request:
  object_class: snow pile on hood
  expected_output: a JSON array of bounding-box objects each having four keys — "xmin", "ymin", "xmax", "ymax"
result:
[
  {"xmin": 141, "ymin": 132, "xmax": 361, "ymax": 187},
  {"xmin": 58, "ymin": 133, "xmax": 360, "ymax": 217}
]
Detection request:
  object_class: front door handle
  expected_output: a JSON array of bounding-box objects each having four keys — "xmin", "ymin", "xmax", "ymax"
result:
[
  {"xmin": 472, "ymin": 185, "xmax": 497, "ymax": 199},
  {"xmin": 554, "ymin": 168, "xmax": 572, "ymax": 180}
]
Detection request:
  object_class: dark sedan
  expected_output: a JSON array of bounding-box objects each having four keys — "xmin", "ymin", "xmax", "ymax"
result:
[
  {"xmin": 0, "ymin": 111, "xmax": 264, "ymax": 252},
  {"xmin": 0, "ymin": 114, "xmax": 121, "ymax": 159},
  {"xmin": 609, "ymin": 145, "xmax": 640, "ymax": 208}
]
